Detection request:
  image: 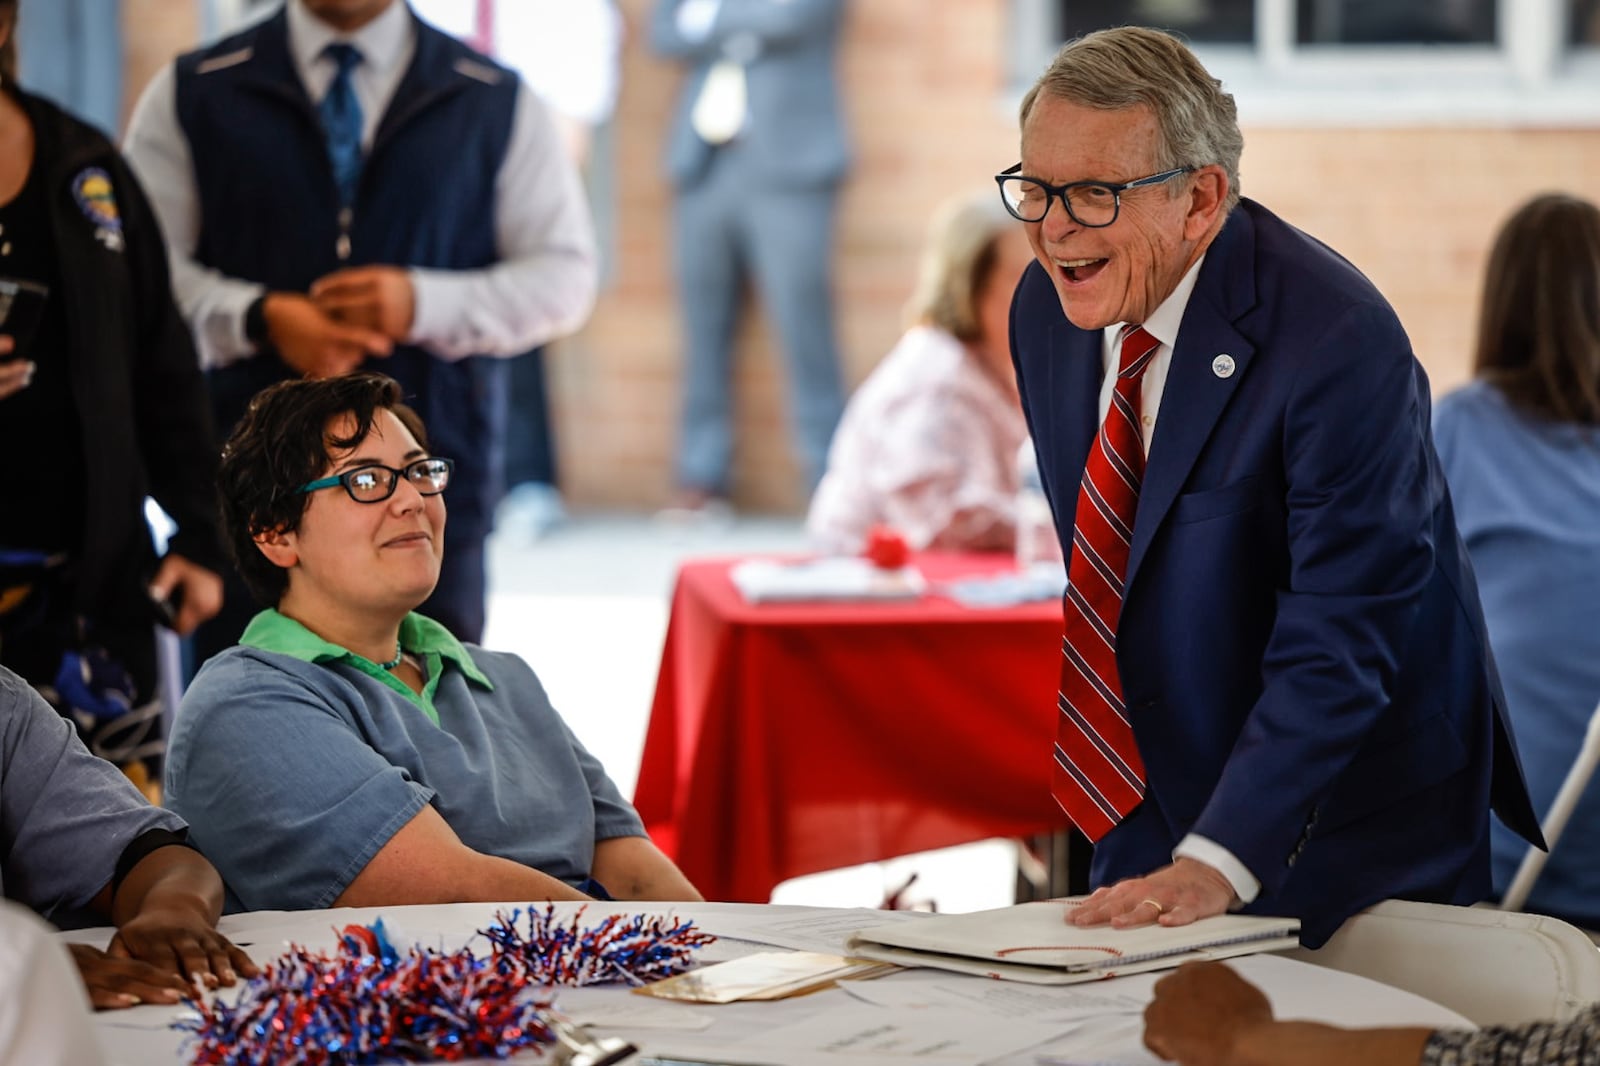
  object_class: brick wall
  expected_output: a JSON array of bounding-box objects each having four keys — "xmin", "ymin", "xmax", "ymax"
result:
[
  {"xmin": 121, "ymin": 1, "xmax": 1600, "ymax": 513},
  {"xmin": 121, "ymin": 0, "xmax": 196, "ymax": 129}
]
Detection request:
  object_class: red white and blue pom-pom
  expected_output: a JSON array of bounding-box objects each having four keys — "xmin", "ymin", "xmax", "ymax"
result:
[
  {"xmin": 479, "ymin": 905, "xmax": 716, "ymax": 987},
  {"xmin": 175, "ymin": 911, "xmax": 714, "ymax": 1064},
  {"xmin": 176, "ymin": 920, "xmax": 556, "ymax": 1065}
]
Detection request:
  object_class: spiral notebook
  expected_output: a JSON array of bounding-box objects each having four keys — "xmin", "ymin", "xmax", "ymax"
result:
[{"xmin": 846, "ymin": 900, "xmax": 1300, "ymax": 985}]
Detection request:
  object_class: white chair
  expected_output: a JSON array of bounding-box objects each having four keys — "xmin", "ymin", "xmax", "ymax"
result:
[
  {"xmin": 1284, "ymin": 899, "xmax": 1600, "ymax": 1026},
  {"xmin": 1501, "ymin": 698, "xmax": 1600, "ymax": 914}
]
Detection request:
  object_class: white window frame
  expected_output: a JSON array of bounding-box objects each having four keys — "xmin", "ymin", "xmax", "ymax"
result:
[
  {"xmin": 200, "ymin": 0, "xmax": 275, "ymax": 39},
  {"xmin": 1013, "ymin": 0, "xmax": 1600, "ymax": 127}
]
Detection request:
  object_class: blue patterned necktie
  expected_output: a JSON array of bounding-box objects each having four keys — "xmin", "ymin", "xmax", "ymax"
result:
[{"xmin": 319, "ymin": 43, "xmax": 364, "ymax": 207}]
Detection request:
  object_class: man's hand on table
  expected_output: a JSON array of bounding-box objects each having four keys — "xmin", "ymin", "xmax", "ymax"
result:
[{"xmin": 1067, "ymin": 857, "xmax": 1236, "ymax": 929}]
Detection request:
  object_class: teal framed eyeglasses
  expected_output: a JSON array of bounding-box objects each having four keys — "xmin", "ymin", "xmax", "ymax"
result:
[{"xmin": 297, "ymin": 457, "xmax": 455, "ymax": 504}]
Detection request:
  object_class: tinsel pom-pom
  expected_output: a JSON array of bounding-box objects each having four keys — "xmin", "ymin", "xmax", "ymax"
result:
[
  {"xmin": 480, "ymin": 905, "xmax": 716, "ymax": 987},
  {"xmin": 177, "ymin": 919, "xmax": 556, "ymax": 1065},
  {"xmin": 174, "ymin": 911, "xmax": 715, "ymax": 1063}
]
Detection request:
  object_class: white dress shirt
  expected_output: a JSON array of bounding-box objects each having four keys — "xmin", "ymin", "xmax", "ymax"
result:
[
  {"xmin": 1093, "ymin": 252, "xmax": 1262, "ymax": 906},
  {"xmin": 122, "ymin": 0, "xmax": 597, "ymax": 370},
  {"xmin": 0, "ymin": 903, "xmax": 108, "ymax": 1065}
]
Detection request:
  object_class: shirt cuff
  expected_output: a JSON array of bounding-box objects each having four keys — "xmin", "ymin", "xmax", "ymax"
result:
[
  {"xmin": 1173, "ymin": 834, "xmax": 1261, "ymax": 904},
  {"xmin": 405, "ymin": 268, "xmax": 465, "ymax": 361},
  {"xmin": 202, "ymin": 284, "xmax": 269, "ymax": 370}
]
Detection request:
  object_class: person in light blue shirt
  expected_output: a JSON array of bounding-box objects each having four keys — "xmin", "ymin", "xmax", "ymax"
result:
[
  {"xmin": 0, "ymin": 666, "xmax": 254, "ymax": 1009},
  {"xmin": 1433, "ymin": 193, "xmax": 1600, "ymax": 929},
  {"xmin": 169, "ymin": 372, "xmax": 701, "ymax": 912}
]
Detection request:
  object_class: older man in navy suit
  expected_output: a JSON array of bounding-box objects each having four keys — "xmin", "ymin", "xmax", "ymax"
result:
[
  {"xmin": 652, "ymin": 0, "xmax": 849, "ymax": 513},
  {"xmin": 1003, "ymin": 26, "xmax": 1541, "ymax": 947}
]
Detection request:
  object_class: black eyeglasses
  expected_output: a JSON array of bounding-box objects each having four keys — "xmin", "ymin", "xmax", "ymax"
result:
[
  {"xmin": 995, "ymin": 163, "xmax": 1196, "ymax": 227},
  {"xmin": 297, "ymin": 457, "xmax": 455, "ymax": 503}
]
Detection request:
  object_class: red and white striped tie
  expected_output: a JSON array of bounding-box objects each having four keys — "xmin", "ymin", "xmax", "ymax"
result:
[{"xmin": 1052, "ymin": 324, "xmax": 1160, "ymax": 842}]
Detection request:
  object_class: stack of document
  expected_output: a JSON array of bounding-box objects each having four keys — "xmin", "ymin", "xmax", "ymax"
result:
[
  {"xmin": 729, "ymin": 557, "xmax": 926, "ymax": 603},
  {"xmin": 638, "ymin": 951, "xmax": 896, "ymax": 1003},
  {"xmin": 847, "ymin": 900, "xmax": 1300, "ymax": 985}
]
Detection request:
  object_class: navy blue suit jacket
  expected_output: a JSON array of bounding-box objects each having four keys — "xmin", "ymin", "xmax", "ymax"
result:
[{"xmin": 1012, "ymin": 199, "xmax": 1541, "ymax": 947}]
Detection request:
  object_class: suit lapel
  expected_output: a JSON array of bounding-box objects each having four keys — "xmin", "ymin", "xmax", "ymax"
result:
[{"xmin": 1125, "ymin": 207, "xmax": 1260, "ymax": 586}]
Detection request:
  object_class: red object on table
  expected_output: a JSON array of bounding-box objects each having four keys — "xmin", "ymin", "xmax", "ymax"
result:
[
  {"xmin": 633, "ymin": 552, "xmax": 1068, "ymax": 903},
  {"xmin": 863, "ymin": 525, "xmax": 911, "ymax": 569}
]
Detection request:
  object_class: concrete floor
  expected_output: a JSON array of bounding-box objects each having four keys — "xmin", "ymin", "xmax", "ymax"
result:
[{"xmin": 480, "ymin": 510, "xmax": 1017, "ymax": 914}]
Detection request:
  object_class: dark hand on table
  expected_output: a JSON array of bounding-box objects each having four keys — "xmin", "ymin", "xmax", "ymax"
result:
[
  {"xmin": 1143, "ymin": 961, "xmax": 1274, "ymax": 1065},
  {"xmin": 72, "ymin": 905, "xmax": 257, "ymax": 1009}
]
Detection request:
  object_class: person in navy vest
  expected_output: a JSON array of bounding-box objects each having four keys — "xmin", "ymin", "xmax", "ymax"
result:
[
  {"xmin": 124, "ymin": 0, "xmax": 598, "ymax": 657},
  {"xmin": 1004, "ymin": 27, "xmax": 1541, "ymax": 947}
]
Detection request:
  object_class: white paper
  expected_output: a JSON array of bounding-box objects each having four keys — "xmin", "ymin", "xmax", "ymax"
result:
[
  {"xmin": 730, "ymin": 558, "xmax": 926, "ymax": 603},
  {"xmin": 563, "ymin": 998, "xmax": 715, "ymax": 1032},
  {"xmin": 1029, "ymin": 1013, "xmax": 1161, "ymax": 1066},
  {"xmin": 839, "ymin": 977, "xmax": 1145, "ymax": 1021},
  {"xmin": 709, "ymin": 906, "xmax": 930, "ymax": 955},
  {"xmin": 753, "ymin": 1002, "xmax": 1073, "ymax": 1063}
]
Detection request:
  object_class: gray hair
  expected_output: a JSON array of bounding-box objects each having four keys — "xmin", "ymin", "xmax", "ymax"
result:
[
  {"xmin": 904, "ymin": 191, "xmax": 1019, "ymax": 342},
  {"xmin": 1020, "ymin": 26, "xmax": 1243, "ymax": 211}
]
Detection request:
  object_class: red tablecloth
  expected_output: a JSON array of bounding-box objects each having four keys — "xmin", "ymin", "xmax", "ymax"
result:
[{"xmin": 633, "ymin": 552, "xmax": 1069, "ymax": 903}]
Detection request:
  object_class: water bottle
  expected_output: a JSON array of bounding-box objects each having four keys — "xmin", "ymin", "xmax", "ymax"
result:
[{"xmin": 1014, "ymin": 440, "xmax": 1065, "ymax": 577}]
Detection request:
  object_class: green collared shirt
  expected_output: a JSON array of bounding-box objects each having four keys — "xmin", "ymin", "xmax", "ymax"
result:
[{"xmin": 239, "ymin": 610, "xmax": 492, "ymax": 725}]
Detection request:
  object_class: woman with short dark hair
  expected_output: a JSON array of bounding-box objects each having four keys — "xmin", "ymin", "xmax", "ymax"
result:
[{"xmin": 174, "ymin": 372, "xmax": 700, "ymax": 913}]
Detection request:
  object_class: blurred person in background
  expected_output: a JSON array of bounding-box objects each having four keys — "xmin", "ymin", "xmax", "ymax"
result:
[
  {"xmin": 1432, "ymin": 193, "xmax": 1600, "ymax": 929},
  {"xmin": 123, "ymin": 0, "xmax": 598, "ymax": 656},
  {"xmin": 807, "ymin": 192, "xmax": 1032, "ymax": 554},
  {"xmin": 407, "ymin": 0, "xmax": 624, "ymax": 541},
  {"xmin": 0, "ymin": 0, "xmax": 223, "ymax": 790},
  {"xmin": 652, "ymin": 0, "xmax": 849, "ymax": 520}
]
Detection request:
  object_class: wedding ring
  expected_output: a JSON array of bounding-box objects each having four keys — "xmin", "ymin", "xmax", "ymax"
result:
[{"xmin": 1141, "ymin": 897, "xmax": 1167, "ymax": 916}]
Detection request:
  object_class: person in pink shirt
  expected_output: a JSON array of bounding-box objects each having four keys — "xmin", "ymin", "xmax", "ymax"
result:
[{"xmin": 807, "ymin": 192, "xmax": 1034, "ymax": 553}]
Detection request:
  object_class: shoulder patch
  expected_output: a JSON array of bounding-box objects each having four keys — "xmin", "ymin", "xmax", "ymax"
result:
[
  {"xmin": 196, "ymin": 47, "xmax": 254, "ymax": 75},
  {"xmin": 72, "ymin": 168, "xmax": 124, "ymax": 253},
  {"xmin": 452, "ymin": 58, "xmax": 503, "ymax": 85}
]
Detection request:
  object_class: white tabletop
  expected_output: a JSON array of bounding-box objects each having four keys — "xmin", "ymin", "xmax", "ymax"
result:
[{"xmin": 65, "ymin": 901, "xmax": 1472, "ymax": 1066}]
